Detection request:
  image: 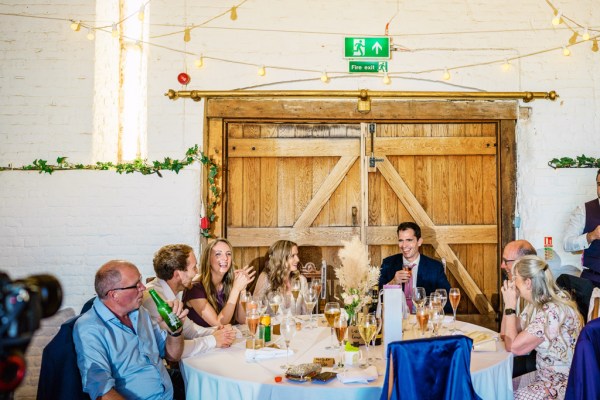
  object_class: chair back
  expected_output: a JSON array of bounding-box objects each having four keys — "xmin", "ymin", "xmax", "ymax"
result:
[
  {"xmin": 380, "ymin": 335, "xmax": 481, "ymax": 400},
  {"xmin": 565, "ymin": 318, "xmax": 600, "ymax": 400}
]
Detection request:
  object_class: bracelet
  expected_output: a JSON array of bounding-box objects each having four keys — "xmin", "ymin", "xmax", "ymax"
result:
[{"xmin": 167, "ymin": 330, "xmax": 182, "ymax": 337}]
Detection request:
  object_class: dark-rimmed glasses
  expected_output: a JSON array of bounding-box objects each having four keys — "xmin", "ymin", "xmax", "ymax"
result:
[
  {"xmin": 105, "ymin": 278, "xmax": 143, "ymax": 296},
  {"xmin": 501, "ymin": 258, "xmax": 515, "ymax": 265}
]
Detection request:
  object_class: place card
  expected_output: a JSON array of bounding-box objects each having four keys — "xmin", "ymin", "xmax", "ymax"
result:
[{"xmin": 313, "ymin": 357, "xmax": 335, "ymax": 367}]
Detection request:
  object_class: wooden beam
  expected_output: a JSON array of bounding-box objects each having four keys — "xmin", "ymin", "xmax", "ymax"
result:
[
  {"xmin": 367, "ymin": 225, "xmax": 498, "ymax": 245},
  {"xmin": 377, "ymin": 156, "xmax": 494, "ymax": 314},
  {"xmin": 294, "ymin": 156, "xmax": 358, "ymax": 228},
  {"xmin": 227, "ymin": 227, "xmax": 361, "ymax": 247},
  {"xmin": 373, "ymin": 137, "xmax": 497, "ymax": 156},
  {"xmin": 228, "ymin": 138, "xmax": 359, "ymax": 157}
]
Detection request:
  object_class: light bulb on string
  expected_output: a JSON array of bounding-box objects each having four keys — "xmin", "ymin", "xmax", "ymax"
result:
[
  {"xmin": 442, "ymin": 68, "xmax": 451, "ymax": 81},
  {"xmin": 183, "ymin": 28, "xmax": 191, "ymax": 43},
  {"xmin": 320, "ymin": 71, "xmax": 329, "ymax": 83},
  {"xmin": 502, "ymin": 59, "xmax": 512, "ymax": 71},
  {"xmin": 592, "ymin": 39, "xmax": 599, "ymax": 52},
  {"xmin": 86, "ymin": 28, "xmax": 95, "ymax": 40},
  {"xmin": 382, "ymin": 72, "xmax": 391, "ymax": 85},
  {"xmin": 194, "ymin": 54, "xmax": 204, "ymax": 68},
  {"xmin": 562, "ymin": 46, "xmax": 571, "ymax": 56},
  {"xmin": 568, "ymin": 32, "xmax": 578, "ymax": 45},
  {"xmin": 230, "ymin": 6, "xmax": 238, "ymax": 21},
  {"xmin": 257, "ymin": 65, "xmax": 266, "ymax": 76},
  {"xmin": 582, "ymin": 28, "xmax": 590, "ymax": 41},
  {"xmin": 70, "ymin": 20, "xmax": 81, "ymax": 32},
  {"xmin": 138, "ymin": 5, "xmax": 145, "ymax": 21},
  {"xmin": 111, "ymin": 23, "xmax": 119, "ymax": 38},
  {"xmin": 552, "ymin": 10, "xmax": 563, "ymax": 26}
]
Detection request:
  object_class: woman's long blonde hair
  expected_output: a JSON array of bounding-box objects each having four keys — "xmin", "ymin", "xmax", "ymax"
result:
[
  {"xmin": 514, "ymin": 255, "xmax": 583, "ymax": 332},
  {"xmin": 264, "ymin": 240, "xmax": 298, "ymax": 293},
  {"xmin": 197, "ymin": 238, "xmax": 235, "ymax": 318}
]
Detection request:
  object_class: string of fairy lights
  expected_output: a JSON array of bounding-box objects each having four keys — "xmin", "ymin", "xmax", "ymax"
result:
[{"xmin": 1, "ymin": 0, "xmax": 598, "ymax": 85}]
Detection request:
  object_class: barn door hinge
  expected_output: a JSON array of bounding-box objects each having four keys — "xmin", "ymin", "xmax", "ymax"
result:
[{"xmin": 368, "ymin": 123, "xmax": 383, "ymax": 168}]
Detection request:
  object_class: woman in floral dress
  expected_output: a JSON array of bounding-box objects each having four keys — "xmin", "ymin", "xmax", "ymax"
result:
[{"xmin": 501, "ymin": 255, "xmax": 583, "ymax": 400}]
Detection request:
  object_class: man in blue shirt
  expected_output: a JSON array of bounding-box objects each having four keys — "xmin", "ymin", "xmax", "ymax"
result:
[{"xmin": 74, "ymin": 260, "xmax": 187, "ymax": 400}]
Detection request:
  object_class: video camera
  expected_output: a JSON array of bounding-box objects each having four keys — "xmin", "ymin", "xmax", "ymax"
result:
[{"xmin": 0, "ymin": 272, "xmax": 62, "ymax": 396}]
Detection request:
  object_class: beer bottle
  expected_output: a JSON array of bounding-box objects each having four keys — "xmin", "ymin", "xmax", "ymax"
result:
[{"xmin": 148, "ymin": 289, "xmax": 183, "ymax": 332}]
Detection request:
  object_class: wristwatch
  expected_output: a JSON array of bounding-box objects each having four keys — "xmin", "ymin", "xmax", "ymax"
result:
[
  {"xmin": 167, "ymin": 330, "xmax": 182, "ymax": 337},
  {"xmin": 504, "ymin": 308, "xmax": 516, "ymax": 315}
]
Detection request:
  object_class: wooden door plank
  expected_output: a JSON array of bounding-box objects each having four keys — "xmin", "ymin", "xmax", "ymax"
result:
[
  {"xmin": 294, "ymin": 156, "xmax": 358, "ymax": 228},
  {"xmin": 313, "ymin": 157, "xmax": 332, "ymax": 226},
  {"xmin": 377, "ymin": 157, "xmax": 494, "ymax": 314},
  {"xmin": 260, "ymin": 158, "xmax": 278, "ymax": 226},
  {"xmin": 228, "ymin": 138, "xmax": 359, "ymax": 157},
  {"xmin": 228, "ymin": 227, "xmax": 361, "ymax": 247},
  {"xmin": 375, "ymin": 137, "xmax": 496, "ymax": 155},
  {"xmin": 366, "ymin": 225, "xmax": 497, "ymax": 244}
]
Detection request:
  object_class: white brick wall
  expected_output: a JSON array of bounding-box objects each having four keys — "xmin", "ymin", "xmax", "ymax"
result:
[{"xmin": 1, "ymin": 0, "xmax": 599, "ymax": 397}]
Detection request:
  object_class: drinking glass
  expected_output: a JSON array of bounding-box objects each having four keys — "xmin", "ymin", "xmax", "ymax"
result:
[
  {"xmin": 333, "ymin": 313, "xmax": 348, "ymax": 370},
  {"xmin": 415, "ymin": 306, "xmax": 429, "ymax": 337},
  {"xmin": 412, "ymin": 287, "xmax": 427, "ymax": 309},
  {"xmin": 303, "ymin": 288, "xmax": 318, "ymax": 328},
  {"xmin": 449, "ymin": 288, "xmax": 461, "ymax": 331},
  {"xmin": 246, "ymin": 309, "xmax": 260, "ymax": 347},
  {"xmin": 370, "ymin": 314, "xmax": 383, "ymax": 361},
  {"xmin": 431, "ymin": 307, "xmax": 444, "ymax": 336},
  {"xmin": 358, "ymin": 314, "xmax": 377, "ymax": 367},
  {"xmin": 311, "ymin": 278, "xmax": 322, "ymax": 314},
  {"xmin": 256, "ymin": 295, "xmax": 268, "ymax": 316},
  {"xmin": 280, "ymin": 316, "xmax": 297, "ymax": 369},
  {"xmin": 268, "ymin": 290, "xmax": 282, "ymax": 316},
  {"xmin": 280, "ymin": 292, "xmax": 294, "ymax": 317},
  {"xmin": 324, "ymin": 302, "xmax": 341, "ymax": 349},
  {"xmin": 240, "ymin": 290, "xmax": 251, "ymax": 313},
  {"xmin": 435, "ymin": 289, "xmax": 448, "ymax": 314}
]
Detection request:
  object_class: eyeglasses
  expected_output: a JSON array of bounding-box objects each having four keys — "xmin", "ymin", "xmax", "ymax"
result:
[
  {"xmin": 105, "ymin": 278, "xmax": 143, "ymax": 296},
  {"xmin": 501, "ymin": 258, "xmax": 516, "ymax": 265}
]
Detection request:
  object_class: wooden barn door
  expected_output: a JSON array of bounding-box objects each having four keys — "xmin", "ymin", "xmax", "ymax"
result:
[{"xmin": 204, "ymin": 98, "xmax": 517, "ymax": 328}]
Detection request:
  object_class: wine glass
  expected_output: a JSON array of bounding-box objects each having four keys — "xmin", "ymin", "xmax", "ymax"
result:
[
  {"xmin": 246, "ymin": 309, "xmax": 260, "ymax": 347},
  {"xmin": 324, "ymin": 302, "xmax": 340, "ymax": 349},
  {"xmin": 303, "ymin": 288, "xmax": 318, "ymax": 328},
  {"xmin": 435, "ymin": 288, "xmax": 448, "ymax": 314},
  {"xmin": 449, "ymin": 288, "xmax": 461, "ymax": 331},
  {"xmin": 256, "ymin": 294, "xmax": 268, "ymax": 316},
  {"xmin": 268, "ymin": 290, "xmax": 282, "ymax": 315},
  {"xmin": 311, "ymin": 278, "xmax": 322, "ymax": 314},
  {"xmin": 431, "ymin": 306, "xmax": 444, "ymax": 337},
  {"xmin": 333, "ymin": 313, "xmax": 348, "ymax": 370},
  {"xmin": 415, "ymin": 306, "xmax": 429, "ymax": 337},
  {"xmin": 280, "ymin": 316, "xmax": 297, "ymax": 369},
  {"xmin": 240, "ymin": 290, "xmax": 251, "ymax": 313},
  {"xmin": 370, "ymin": 314, "xmax": 383, "ymax": 361},
  {"xmin": 280, "ymin": 292, "xmax": 294, "ymax": 317},
  {"xmin": 358, "ymin": 314, "xmax": 377, "ymax": 367},
  {"xmin": 413, "ymin": 287, "xmax": 427, "ymax": 309}
]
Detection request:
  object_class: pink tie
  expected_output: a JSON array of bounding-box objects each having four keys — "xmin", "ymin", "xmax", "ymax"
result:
[{"xmin": 405, "ymin": 264, "xmax": 415, "ymax": 313}]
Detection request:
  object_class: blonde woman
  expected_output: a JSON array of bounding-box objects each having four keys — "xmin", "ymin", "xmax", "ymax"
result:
[
  {"xmin": 501, "ymin": 255, "xmax": 583, "ymax": 400},
  {"xmin": 183, "ymin": 238, "xmax": 255, "ymax": 327},
  {"xmin": 253, "ymin": 240, "xmax": 307, "ymax": 314}
]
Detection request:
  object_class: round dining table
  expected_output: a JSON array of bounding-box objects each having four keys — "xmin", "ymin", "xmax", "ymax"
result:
[{"xmin": 180, "ymin": 315, "xmax": 513, "ymax": 400}]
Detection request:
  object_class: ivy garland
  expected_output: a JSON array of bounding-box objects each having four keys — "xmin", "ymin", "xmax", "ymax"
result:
[
  {"xmin": 548, "ymin": 155, "xmax": 600, "ymax": 169},
  {"xmin": 0, "ymin": 144, "xmax": 220, "ymax": 238}
]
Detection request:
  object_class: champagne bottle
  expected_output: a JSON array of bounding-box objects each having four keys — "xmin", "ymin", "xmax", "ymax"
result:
[{"xmin": 148, "ymin": 289, "xmax": 182, "ymax": 332}]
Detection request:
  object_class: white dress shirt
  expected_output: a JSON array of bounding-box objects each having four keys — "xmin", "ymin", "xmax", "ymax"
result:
[
  {"xmin": 143, "ymin": 278, "xmax": 217, "ymax": 357},
  {"xmin": 563, "ymin": 199, "xmax": 600, "ymax": 252}
]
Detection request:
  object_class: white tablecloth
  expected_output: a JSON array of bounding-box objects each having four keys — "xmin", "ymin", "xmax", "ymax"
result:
[{"xmin": 181, "ymin": 316, "xmax": 512, "ymax": 400}]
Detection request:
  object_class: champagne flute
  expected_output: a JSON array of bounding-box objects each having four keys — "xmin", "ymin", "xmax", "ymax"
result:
[
  {"xmin": 370, "ymin": 314, "xmax": 383, "ymax": 361},
  {"xmin": 280, "ymin": 292, "xmax": 294, "ymax": 317},
  {"xmin": 333, "ymin": 313, "xmax": 348, "ymax": 370},
  {"xmin": 240, "ymin": 290, "xmax": 250, "ymax": 313},
  {"xmin": 415, "ymin": 306, "xmax": 429, "ymax": 337},
  {"xmin": 311, "ymin": 278, "xmax": 322, "ymax": 315},
  {"xmin": 268, "ymin": 290, "xmax": 282, "ymax": 315},
  {"xmin": 435, "ymin": 288, "xmax": 448, "ymax": 314},
  {"xmin": 431, "ymin": 306, "xmax": 444, "ymax": 337},
  {"xmin": 303, "ymin": 288, "xmax": 318, "ymax": 329},
  {"xmin": 412, "ymin": 287, "xmax": 427, "ymax": 308},
  {"xmin": 358, "ymin": 314, "xmax": 377, "ymax": 367},
  {"xmin": 291, "ymin": 277, "xmax": 301, "ymax": 301},
  {"xmin": 246, "ymin": 309, "xmax": 260, "ymax": 348},
  {"xmin": 280, "ymin": 316, "xmax": 297, "ymax": 369},
  {"xmin": 324, "ymin": 302, "xmax": 340, "ymax": 349},
  {"xmin": 449, "ymin": 288, "xmax": 461, "ymax": 331},
  {"xmin": 256, "ymin": 295, "xmax": 268, "ymax": 316}
]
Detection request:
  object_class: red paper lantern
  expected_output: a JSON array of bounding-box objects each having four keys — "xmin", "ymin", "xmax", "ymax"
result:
[{"xmin": 177, "ymin": 72, "xmax": 191, "ymax": 85}]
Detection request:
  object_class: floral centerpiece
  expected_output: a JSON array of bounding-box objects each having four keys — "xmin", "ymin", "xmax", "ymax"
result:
[{"xmin": 335, "ymin": 236, "xmax": 380, "ymax": 324}]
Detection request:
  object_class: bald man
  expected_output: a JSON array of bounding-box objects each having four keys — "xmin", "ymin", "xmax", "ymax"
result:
[
  {"xmin": 74, "ymin": 260, "xmax": 187, "ymax": 400},
  {"xmin": 500, "ymin": 240, "xmax": 537, "ymax": 281}
]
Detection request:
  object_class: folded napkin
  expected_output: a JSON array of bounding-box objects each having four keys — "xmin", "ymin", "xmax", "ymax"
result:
[
  {"xmin": 473, "ymin": 340, "xmax": 497, "ymax": 352},
  {"xmin": 336, "ymin": 366, "xmax": 378, "ymax": 384},
  {"xmin": 245, "ymin": 347, "xmax": 292, "ymax": 362}
]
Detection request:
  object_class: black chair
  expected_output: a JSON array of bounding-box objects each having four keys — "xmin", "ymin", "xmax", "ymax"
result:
[
  {"xmin": 380, "ymin": 335, "xmax": 481, "ymax": 400},
  {"xmin": 556, "ymin": 274, "xmax": 594, "ymax": 322}
]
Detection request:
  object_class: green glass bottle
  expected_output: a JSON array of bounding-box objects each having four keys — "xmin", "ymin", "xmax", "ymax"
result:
[{"xmin": 148, "ymin": 289, "xmax": 183, "ymax": 332}]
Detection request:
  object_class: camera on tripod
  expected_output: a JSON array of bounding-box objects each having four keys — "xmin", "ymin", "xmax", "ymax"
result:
[{"xmin": 0, "ymin": 272, "xmax": 62, "ymax": 395}]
